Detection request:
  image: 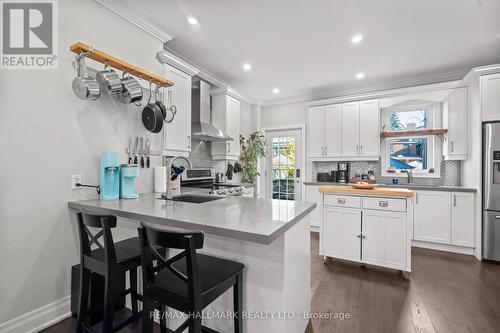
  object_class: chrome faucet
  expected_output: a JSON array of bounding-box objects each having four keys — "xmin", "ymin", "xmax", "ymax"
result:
[
  {"xmin": 404, "ymin": 169, "xmax": 414, "ymax": 184},
  {"xmin": 164, "ymin": 156, "xmax": 193, "ymax": 199}
]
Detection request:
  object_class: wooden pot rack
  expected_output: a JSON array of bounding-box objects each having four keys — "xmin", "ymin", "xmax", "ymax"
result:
[
  {"xmin": 380, "ymin": 129, "xmax": 448, "ymax": 139},
  {"xmin": 69, "ymin": 42, "xmax": 173, "ymax": 87}
]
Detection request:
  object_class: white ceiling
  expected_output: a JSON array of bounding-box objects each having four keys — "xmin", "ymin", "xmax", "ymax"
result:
[{"xmin": 125, "ymin": 0, "xmax": 500, "ymax": 103}]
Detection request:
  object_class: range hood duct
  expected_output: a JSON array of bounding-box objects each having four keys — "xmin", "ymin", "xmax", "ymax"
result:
[{"xmin": 191, "ymin": 80, "xmax": 233, "ymax": 142}]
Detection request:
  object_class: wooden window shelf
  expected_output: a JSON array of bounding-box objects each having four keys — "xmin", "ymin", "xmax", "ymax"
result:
[{"xmin": 380, "ymin": 129, "xmax": 448, "ymax": 138}]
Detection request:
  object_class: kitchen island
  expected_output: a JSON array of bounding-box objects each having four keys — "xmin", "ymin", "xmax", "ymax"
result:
[
  {"xmin": 68, "ymin": 193, "xmax": 316, "ymax": 333},
  {"xmin": 319, "ymin": 186, "xmax": 414, "ymax": 274}
]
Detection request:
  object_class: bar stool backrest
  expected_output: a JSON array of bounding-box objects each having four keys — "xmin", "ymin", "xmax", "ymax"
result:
[
  {"xmin": 138, "ymin": 223, "xmax": 205, "ymax": 309},
  {"xmin": 77, "ymin": 212, "xmax": 118, "ymax": 265}
]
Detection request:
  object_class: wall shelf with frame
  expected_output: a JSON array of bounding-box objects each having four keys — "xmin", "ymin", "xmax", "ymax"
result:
[{"xmin": 380, "ymin": 129, "xmax": 448, "ymax": 139}]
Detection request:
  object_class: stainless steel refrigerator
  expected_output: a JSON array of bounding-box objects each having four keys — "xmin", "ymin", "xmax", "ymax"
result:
[{"xmin": 483, "ymin": 123, "xmax": 500, "ymax": 261}]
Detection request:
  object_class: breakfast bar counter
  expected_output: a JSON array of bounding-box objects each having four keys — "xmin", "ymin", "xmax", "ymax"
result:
[{"xmin": 68, "ymin": 193, "xmax": 316, "ymax": 333}]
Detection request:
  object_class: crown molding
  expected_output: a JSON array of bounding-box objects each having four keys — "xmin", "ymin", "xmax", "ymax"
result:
[
  {"xmin": 94, "ymin": 0, "xmax": 174, "ymax": 43},
  {"xmin": 156, "ymin": 50, "xmax": 199, "ymax": 76},
  {"xmin": 459, "ymin": 63, "xmax": 500, "ymax": 86},
  {"xmin": 263, "ymin": 68, "xmax": 469, "ymax": 107}
]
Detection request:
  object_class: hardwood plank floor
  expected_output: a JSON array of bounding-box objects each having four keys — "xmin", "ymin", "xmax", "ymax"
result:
[{"xmin": 43, "ymin": 232, "xmax": 500, "ymax": 333}]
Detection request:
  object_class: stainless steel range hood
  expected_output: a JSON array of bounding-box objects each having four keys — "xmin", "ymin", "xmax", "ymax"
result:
[{"xmin": 191, "ymin": 80, "xmax": 233, "ymax": 142}]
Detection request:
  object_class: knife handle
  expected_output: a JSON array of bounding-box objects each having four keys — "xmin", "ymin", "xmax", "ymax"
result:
[
  {"xmin": 146, "ymin": 156, "xmax": 150, "ymax": 168},
  {"xmin": 140, "ymin": 156, "xmax": 145, "ymax": 168},
  {"xmin": 128, "ymin": 156, "xmax": 132, "ymax": 164},
  {"xmin": 134, "ymin": 155, "xmax": 138, "ymax": 164}
]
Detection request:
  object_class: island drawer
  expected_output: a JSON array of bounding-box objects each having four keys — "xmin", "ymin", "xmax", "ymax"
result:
[
  {"xmin": 324, "ymin": 194, "xmax": 361, "ymax": 208},
  {"xmin": 362, "ymin": 197, "xmax": 407, "ymax": 212}
]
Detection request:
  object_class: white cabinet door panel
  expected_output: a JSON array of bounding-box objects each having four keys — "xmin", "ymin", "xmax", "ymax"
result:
[
  {"xmin": 444, "ymin": 87, "xmax": 468, "ymax": 159},
  {"xmin": 451, "ymin": 192, "xmax": 475, "ymax": 247},
  {"xmin": 308, "ymin": 106, "xmax": 325, "ymax": 158},
  {"xmin": 305, "ymin": 185, "xmax": 323, "ymax": 227},
  {"xmin": 324, "ymin": 104, "xmax": 342, "ymax": 157},
  {"xmin": 481, "ymin": 73, "xmax": 500, "ymax": 122},
  {"xmin": 322, "ymin": 207, "xmax": 361, "ymax": 260},
  {"xmin": 414, "ymin": 191, "xmax": 451, "ymax": 244},
  {"xmin": 359, "ymin": 99, "xmax": 380, "ymax": 157},
  {"xmin": 341, "ymin": 102, "xmax": 360, "ymax": 157}
]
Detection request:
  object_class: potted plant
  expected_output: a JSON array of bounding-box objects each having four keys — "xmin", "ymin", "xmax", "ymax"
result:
[{"xmin": 239, "ymin": 131, "xmax": 267, "ymax": 184}]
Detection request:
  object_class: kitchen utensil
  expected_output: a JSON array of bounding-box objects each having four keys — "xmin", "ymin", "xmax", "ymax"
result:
[
  {"xmin": 134, "ymin": 136, "xmax": 139, "ymax": 164},
  {"xmin": 139, "ymin": 137, "xmax": 144, "ymax": 168},
  {"xmin": 127, "ymin": 137, "xmax": 132, "ymax": 164},
  {"xmin": 164, "ymin": 89, "xmax": 176, "ymax": 123},
  {"xmin": 155, "ymin": 86, "xmax": 167, "ymax": 120},
  {"xmin": 330, "ymin": 170, "xmax": 339, "ymax": 182},
  {"xmin": 117, "ymin": 71, "xmax": 143, "ymax": 105},
  {"xmin": 72, "ymin": 53, "xmax": 101, "ymax": 100},
  {"xmin": 142, "ymin": 83, "xmax": 163, "ymax": 133},
  {"xmin": 95, "ymin": 63, "xmax": 122, "ymax": 95},
  {"xmin": 146, "ymin": 139, "xmax": 151, "ymax": 168},
  {"xmin": 338, "ymin": 162, "xmax": 350, "ymax": 183}
]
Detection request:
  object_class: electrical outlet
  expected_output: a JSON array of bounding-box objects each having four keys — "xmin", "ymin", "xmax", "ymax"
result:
[{"xmin": 72, "ymin": 175, "xmax": 82, "ymax": 190}]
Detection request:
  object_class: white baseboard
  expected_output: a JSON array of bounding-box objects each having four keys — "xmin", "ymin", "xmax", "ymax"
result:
[
  {"xmin": 0, "ymin": 296, "xmax": 71, "ymax": 333},
  {"xmin": 412, "ymin": 240, "xmax": 475, "ymax": 256}
]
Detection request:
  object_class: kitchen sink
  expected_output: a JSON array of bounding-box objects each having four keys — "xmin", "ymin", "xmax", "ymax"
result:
[{"xmin": 165, "ymin": 194, "xmax": 224, "ymax": 204}]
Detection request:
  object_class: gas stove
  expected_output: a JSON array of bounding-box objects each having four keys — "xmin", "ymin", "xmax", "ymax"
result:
[{"xmin": 181, "ymin": 168, "xmax": 246, "ymax": 197}]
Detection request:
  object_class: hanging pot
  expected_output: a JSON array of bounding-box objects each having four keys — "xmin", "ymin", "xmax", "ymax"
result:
[
  {"xmin": 142, "ymin": 83, "xmax": 163, "ymax": 133},
  {"xmin": 95, "ymin": 63, "xmax": 122, "ymax": 95},
  {"xmin": 116, "ymin": 71, "xmax": 143, "ymax": 104},
  {"xmin": 72, "ymin": 54, "xmax": 101, "ymax": 100},
  {"xmin": 155, "ymin": 86, "xmax": 167, "ymax": 120}
]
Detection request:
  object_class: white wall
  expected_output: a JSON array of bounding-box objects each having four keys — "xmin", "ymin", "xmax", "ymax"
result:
[
  {"xmin": 261, "ymin": 101, "xmax": 306, "ymax": 129},
  {"xmin": 0, "ymin": 0, "xmax": 165, "ymax": 325}
]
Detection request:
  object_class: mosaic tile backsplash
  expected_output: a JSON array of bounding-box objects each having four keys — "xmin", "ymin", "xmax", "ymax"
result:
[{"xmin": 311, "ymin": 160, "xmax": 461, "ymax": 186}]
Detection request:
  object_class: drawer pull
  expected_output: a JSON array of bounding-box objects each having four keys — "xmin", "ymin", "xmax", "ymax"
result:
[
  {"xmin": 379, "ymin": 201, "xmax": 389, "ymax": 207},
  {"xmin": 337, "ymin": 198, "xmax": 346, "ymax": 204},
  {"xmin": 496, "ymin": 216, "xmax": 500, "ymax": 219}
]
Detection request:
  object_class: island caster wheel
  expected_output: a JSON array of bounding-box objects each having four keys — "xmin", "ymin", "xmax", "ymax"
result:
[
  {"xmin": 360, "ymin": 264, "xmax": 367, "ymax": 272},
  {"xmin": 400, "ymin": 270, "xmax": 410, "ymax": 280},
  {"xmin": 323, "ymin": 256, "xmax": 328, "ymax": 265}
]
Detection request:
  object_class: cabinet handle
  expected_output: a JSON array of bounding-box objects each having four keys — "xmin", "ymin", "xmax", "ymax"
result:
[
  {"xmin": 227, "ymin": 142, "xmax": 231, "ymax": 153},
  {"xmin": 187, "ymin": 135, "xmax": 191, "ymax": 149},
  {"xmin": 360, "ymin": 145, "xmax": 363, "ymax": 155},
  {"xmin": 453, "ymin": 194, "xmax": 457, "ymax": 207},
  {"xmin": 337, "ymin": 198, "xmax": 346, "ymax": 204},
  {"xmin": 451, "ymin": 141, "xmax": 454, "ymax": 153},
  {"xmin": 495, "ymin": 216, "xmax": 500, "ymax": 219},
  {"xmin": 325, "ymin": 146, "xmax": 328, "ymax": 155},
  {"xmin": 322, "ymin": 146, "xmax": 325, "ymax": 155},
  {"xmin": 379, "ymin": 201, "xmax": 388, "ymax": 207},
  {"xmin": 415, "ymin": 193, "xmax": 419, "ymax": 204},
  {"xmin": 356, "ymin": 145, "xmax": 359, "ymax": 155},
  {"xmin": 357, "ymin": 234, "xmax": 362, "ymax": 238}
]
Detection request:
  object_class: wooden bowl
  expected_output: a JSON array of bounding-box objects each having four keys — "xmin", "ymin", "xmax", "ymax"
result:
[{"xmin": 351, "ymin": 182, "xmax": 377, "ymax": 190}]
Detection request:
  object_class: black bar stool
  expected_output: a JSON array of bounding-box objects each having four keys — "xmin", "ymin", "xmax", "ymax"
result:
[
  {"xmin": 75, "ymin": 212, "xmax": 143, "ymax": 333},
  {"xmin": 138, "ymin": 223, "xmax": 244, "ymax": 333}
]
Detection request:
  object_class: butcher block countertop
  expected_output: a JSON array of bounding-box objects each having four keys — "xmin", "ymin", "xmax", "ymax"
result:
[{"xmin": 319, "ymin": 186, "xmax": 414, "ymax": 197}]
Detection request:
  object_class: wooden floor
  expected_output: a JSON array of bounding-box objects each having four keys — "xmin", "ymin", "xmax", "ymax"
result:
[{"xmin": 43, "ymin": 232, "xmax": 500, "ymax": 333}]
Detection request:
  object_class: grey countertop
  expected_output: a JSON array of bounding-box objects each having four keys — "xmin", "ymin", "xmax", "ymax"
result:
[
  {"xmin": 303, "ymin": 181, "xmax": 477, "ymax": 193},
  {"xmin": 68, "ymin": 192, "xmax": 316, "ymax": 245}
]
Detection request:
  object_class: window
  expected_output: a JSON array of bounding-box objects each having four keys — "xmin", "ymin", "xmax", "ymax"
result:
[
  {"xmin": 271, "ymin": 136, "xmax": 296, "ymax": 200},
  {"xmin": 381, "ymin": 101, "xmax": 442, "ymax": 178}
]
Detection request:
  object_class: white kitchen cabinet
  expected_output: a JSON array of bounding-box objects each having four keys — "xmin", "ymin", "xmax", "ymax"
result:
[
  {"xmin": 242, "ymin": 186, "xmax": 255, "ymax": 197},
  {"xmin": 341, "ymin": 102, "xmax": 360, "ymax": 157},
  {"xmin": 443, "ymin": 87, "xmax": 468, "ymax": 160},
  {"xmin": 359, "ymin": 99, "xmax": 380, "ymax": 157},
  {"xmin": 307, "ymin": 106, "xmax": 325, "ymax": 158},
  {"xmin": 362, "ymin": 210, "xmax": 407, "ymax": 269},
  {"xmin": 414, "ymin": 191, "xmax": 451, "ymax": 244},
  {"xmin": 305, "ymin": 185, "xmax": 323, "ymax": 227},
  {"xmin": 162, "ymin": 64, "xmax": 192, "ymax": 156},
  {"xmin": 307, "ymin": 104, "xmax": 341, "ymax": 158},
  {"xmin": 211, "ymin": 93, "xmax": 240, "ymax": 160},
  {"xmin": 451, "ymin": 192, "xmax": 475, "ymax": 247},
  {"xmin": 481, "ymin": 73, "xmax": 500, "ymax": 122},
  {"xmin": 321, "ymin": 207, "xmax": 361, "ymax": 261}
]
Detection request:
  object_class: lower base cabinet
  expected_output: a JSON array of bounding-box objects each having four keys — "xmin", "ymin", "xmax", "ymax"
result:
[
  {"xmin": 305, "ymin": 185, "xmax": 323, "ymax": 228},
  {"xmin": 321, "ymin": 194, "xmax": 411, "ymax": 272}
]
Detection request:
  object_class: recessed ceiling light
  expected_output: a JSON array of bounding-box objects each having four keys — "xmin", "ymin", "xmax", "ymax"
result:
[
  {"xmin": 242, "ymin": 63, "xmax": 252, "ymax": 71},
  {"xmin": 187, "ymin": 17, "xmax": 198, "ymax": 25},
  {"xmin": 272, "ymin": 88, "xmax": 280, "ymax": 95},
  {"xmin": 356, "ymin": 72, "xmax": 365, "ymax": 79},
  {"xmin": 351, "ymin": 34, "xmax": 363, "ymax": 44}
]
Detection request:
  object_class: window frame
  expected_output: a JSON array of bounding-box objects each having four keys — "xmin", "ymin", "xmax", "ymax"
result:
[{"xmin": 380, "ymin": 101, "xmax": 442, "ymax": 179}]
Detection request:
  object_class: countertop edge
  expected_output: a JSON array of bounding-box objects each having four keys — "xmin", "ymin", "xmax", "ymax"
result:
[{"xmin": 304, "ymin": 182, "xmax": 477, "ymax": 193}]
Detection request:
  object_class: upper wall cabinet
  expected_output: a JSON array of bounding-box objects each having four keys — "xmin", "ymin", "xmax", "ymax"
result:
[
  {"xmin": 481, "ymin": 73, "xmax": 500, "ymax": 122},
  {"xmin": 163, "ymin": 64, "xmax": 192, "ymax": 156},
  {"xmin": 307, "ymin": 104, "xmax": 341, "ymax": 159},
  {"xmin": 443, "ymin": 87, "xmax": 468, "ymax": 160},
  {"xmin": 211, "ymin": 92, "xmax": 241, "ymax": 160},
  {"xmin": 308, "ymin": 99, "xmax": 380, "ymax": 161}
]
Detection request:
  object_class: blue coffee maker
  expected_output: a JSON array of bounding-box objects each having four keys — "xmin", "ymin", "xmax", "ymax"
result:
[
  {"xmin": 100, "ymin": 151, "xmax": 120, "ymax": 200},
  {"xmin": 120, "ymin": 164, "xmax": 139, "ymax": 199}
]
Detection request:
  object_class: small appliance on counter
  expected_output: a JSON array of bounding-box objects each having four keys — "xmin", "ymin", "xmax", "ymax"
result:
[
  {"xmin": 338, "ymin": 162, "xmax": 350, "ymax": 183},
  {"xmin": 316, "ymin": 172, "xmax": 331, "ymax": 182},
  {"xmin": 120, "ymin": 164, "xmax": 139, "ymax": 199},
  {"xmin": 100, "ymin": 151, "xmax": 120, "ymax": 200}
]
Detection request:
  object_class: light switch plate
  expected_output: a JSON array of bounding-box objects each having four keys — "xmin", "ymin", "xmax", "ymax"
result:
[{"xmin": 71, "ymin": 175, "xmax": 82, "ymax": 190}]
